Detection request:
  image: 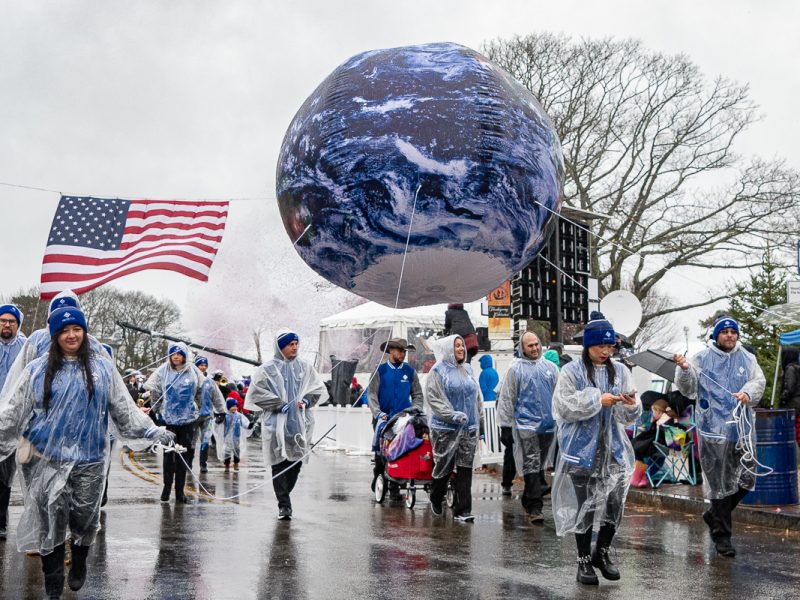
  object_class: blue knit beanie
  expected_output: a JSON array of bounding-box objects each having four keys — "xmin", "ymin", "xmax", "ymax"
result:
[
  {"xmin": 48, "ymin": 291, "xmax": 80, "ymax": 314},
  {"xmin": 711, "ymin": 316, "xmax": 739, "ymax": 341},
  {"xmin": 582, "ymin": 311, "xmax": 616, "ymax": 348},
  {"xmin": 277, "ymin": 331, "xmax": 299, "ymax": 350},
  {"xmin": 48, "ymin": 307, "xmax": 88, "ymax": 337},
  {"xmin": 0, "ymin": 304, "xmax": 23, "ymax": 326},
  {"xmin": 168, "ymin": 344, "xmax": 187, "ymax": 359},
  {"xmin": 194, "ymin": 356, "xmax": 208, "ymax": 367},
  {"xmin": 226, "ymin": 398, "xmax": 238, "ymax": 410}
]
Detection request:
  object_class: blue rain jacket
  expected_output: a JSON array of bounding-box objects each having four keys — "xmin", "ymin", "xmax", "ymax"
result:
[
  {"xmin": 478, "ymin": 354, "xmax": 499, "ymax": 402},
  {"xmin": 376, "ymin": 362, "xmax": 416, "ymax": 418}
]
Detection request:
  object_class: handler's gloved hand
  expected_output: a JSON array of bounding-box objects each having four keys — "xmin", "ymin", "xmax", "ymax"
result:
[
  {"xmin": 152, "ymin": 427, "xmax": 176, "ymax": 446},
  {"xmin": 214, "ymin": 413, "xmax": 226, "ymax": 424},
  {"xmin": 452, "ymin": 411, "xmax": 468, "ymax": 425}
]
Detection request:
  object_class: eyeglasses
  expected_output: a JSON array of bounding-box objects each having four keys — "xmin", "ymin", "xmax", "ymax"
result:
[{"xmin": 0, "ymin": 319, "xmax": 17, "ymax": 326}]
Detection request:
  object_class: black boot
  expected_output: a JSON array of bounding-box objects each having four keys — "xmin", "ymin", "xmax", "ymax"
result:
[
  {"xmin": 576, "ymin": 555, "xmax": 598, "ymax": 586},
  {"xmin": 591, "ymin": 524, "xmax": 620, "ymax": 580},
  {"xmin": 40, "ymin": 543, "xmax": 66, "ymax": 599},
  {"xmin": 68, "ymin": 544, "xmax": 90, "ymax": 591}
]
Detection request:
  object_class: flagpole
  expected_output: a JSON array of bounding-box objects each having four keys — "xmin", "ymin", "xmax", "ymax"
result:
[{"xmin": 116, "ymin": 320, "xmax": 261, "ymax": 367}]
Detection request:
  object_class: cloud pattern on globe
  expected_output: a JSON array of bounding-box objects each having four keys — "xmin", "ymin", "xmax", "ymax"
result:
[{"xmin": 277, "ymin": 42, "xmax": 564, "ymax": 308}]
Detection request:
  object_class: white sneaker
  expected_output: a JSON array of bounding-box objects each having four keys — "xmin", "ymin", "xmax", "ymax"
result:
[{"xmin": 454, "ymin": 513, "xmax": 475, "ymax": 523}]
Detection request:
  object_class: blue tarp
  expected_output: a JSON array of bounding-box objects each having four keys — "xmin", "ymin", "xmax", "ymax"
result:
[{"xmin": 780, "ymin": 329, "xmax": 800, "ymax": 346}]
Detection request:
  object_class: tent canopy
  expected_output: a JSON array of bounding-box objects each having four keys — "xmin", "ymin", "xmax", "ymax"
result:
[
  {"xmin": 780, "ymin": 329, "xmax": 800, "ymax": 346},
  {"xmin": 319, "ymin": 301, "xmax": 487, "ymax": 331}
]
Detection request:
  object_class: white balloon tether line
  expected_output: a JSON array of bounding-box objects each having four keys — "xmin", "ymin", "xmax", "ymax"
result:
[
  {"xmin": 154, "ymin": 423, "xmax": 337, "ymax": 502},
  {"xmin": 346, "ymin": 184, "xmax": 422, "ymax": 410}
]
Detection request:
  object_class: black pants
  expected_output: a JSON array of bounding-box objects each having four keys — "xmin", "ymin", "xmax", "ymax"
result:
[
  {"xmin": 224, "ymin": 454, "xmax": 240, "ymax": 466},
  {"xmin": 520, "ymin": 433, "xmax": 553, "ymax": 513},
  {"xmin": 163, "ymin": 424, "xmax": 196, "ymax": 499},
  {"xmin": 707, "ymin": 487, "xmax": 750, "ymax": 542},
  {"xmin": 570, "ymin": 468, "xmax": 624, "ymax": 555},
  {"xmin": 272, "ymin": 460, "xmax": 302, "ymax": 510},
  {"xmin": 199, "ymin": 444, "xmax": 209, "ymax": 469},
  {"xmin": 0, "ymin": 455, "xmax": 15, "ymax": 530},
  {"xmin": 430, "ymin": 466, "xmax": 473, "ymax": 516},
  {"xmin": 500, "ymin": 427, "xmax": 516, "ymax": 488}
]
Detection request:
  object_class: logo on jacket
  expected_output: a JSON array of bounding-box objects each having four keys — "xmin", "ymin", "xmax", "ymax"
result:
[
  {"xmin": 402, "ymin": 374, "xmax": 408, "ymax": 381},
  {"xmin": 738, "ymin": 366, "xmax": 745, "ymax": 374}
]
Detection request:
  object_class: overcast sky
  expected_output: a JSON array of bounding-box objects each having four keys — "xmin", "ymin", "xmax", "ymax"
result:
[{"xmin": 1, "ymin": 0, "xmax": 797, "ymax": 359}]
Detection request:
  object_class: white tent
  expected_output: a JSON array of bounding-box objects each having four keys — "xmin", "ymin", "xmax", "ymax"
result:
[
  {"xmin": 319, "ymin": 300, "xmax": 487, "ymax": 333},
  {"xmin": 317, "ymin": 300, "xmax": 487, "ymax": 376}
]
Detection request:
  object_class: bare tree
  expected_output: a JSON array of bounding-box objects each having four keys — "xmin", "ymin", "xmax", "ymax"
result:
[
  {"xmin": 483, "ymin": 34, "xmax": 800, "ymax": 337},
  {"xmin": 3, "ymin": 286, "xmax": 182, "ymax": 371}
]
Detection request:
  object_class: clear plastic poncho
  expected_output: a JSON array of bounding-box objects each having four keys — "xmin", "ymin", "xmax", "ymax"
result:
[
  {"xmin": 496, "ymin": 345, "xmax": 559, "ymax": 476},
  {"xmin": 143, "ymin": 343, "xmax": 204, "ymax": 426},
  {"xmin": 0, "ymin": 332, "xmax": 26, "ymax": 393},
  {"xmin": 674, "ymin": 341, "xmax": 765, "ymax": 499},
  {"xmin": 1, "ymin": 328, "xmax": 106, "ymax": 399},
  {"xmin": 424, "ymin": 335, "xmax": 484, "ymax": 480},
  {"xmin": 551, "ymin": 358, "xmax": 641, "ymax": 536},
  {"xmin": 0, "ymin": 351, "xmax": 158, "ymax": 553},
  {"xmin": 243, "ymin": 329, "xmax": 328, "ymax": 465},
  {"xmin": 213, "ymin": 411, "xmax": 254, "ymax": 461}
]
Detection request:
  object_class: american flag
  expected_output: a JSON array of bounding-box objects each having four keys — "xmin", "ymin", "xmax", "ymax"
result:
[{"xmin": 40, "ymin": 196, "xmax": 228, "ymax": 299}]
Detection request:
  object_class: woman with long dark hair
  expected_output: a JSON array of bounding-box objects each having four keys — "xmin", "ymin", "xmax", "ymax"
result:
[
  {"xmin": 0, "ymin": 307, "xmax": 174, "ymax": 599},
  {"xmin": 551, "ymin": 312, "xmax": 641, "ymax": 586}
]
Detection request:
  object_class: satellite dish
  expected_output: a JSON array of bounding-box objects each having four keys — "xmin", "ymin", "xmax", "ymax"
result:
[{"xmin": 600, "ymin": 290, "xmax": 642, "ymax": 337}]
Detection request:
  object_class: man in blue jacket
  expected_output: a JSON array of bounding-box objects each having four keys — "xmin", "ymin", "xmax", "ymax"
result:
[
  {"xmin": 0, "ymin": 304, "xmax": 25, "ymax": 540},
  {"xmin": 368, "ymin": 338, "xmax": 424, "ymax": 497}
]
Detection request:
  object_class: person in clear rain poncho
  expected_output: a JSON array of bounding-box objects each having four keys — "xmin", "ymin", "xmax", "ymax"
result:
[
  {"xmin": 551, "ymin": 312, "xmax": 641, "ymax": 586},
  {"xmin": 194, "ymin": 355, "xmax": 227, "ymax": 474},
  {"xmin": 0, "ymin": 303, "xmax": 26, "ymax": 542},
  {"xmin": 0, "ymin": 307, "xmax": 174, "ymax": 599},
  {"xmin": 2, "ymin": 290, "xmax": 107, "ymax": 403},
  {"xmin": 213, "ymin": 398, "xmax": 255, "ymax": 470},
  {"xmin": 674, "ymin": 316, "xmax": 765, "ymax": 558},
  {"xmin": 244, "ymin": 329, "xmax": 327, "ymax": 520},
  {"xmin": 426, "ymin": 335, "xmax": 484, "ymax": 523},
  {"xmin": 496, "ymin": 331, "xmax": 559, "ymax": 524},
  {"xmin": 144, "ymin": 341, "xmax": 205, "ymax": 504}
]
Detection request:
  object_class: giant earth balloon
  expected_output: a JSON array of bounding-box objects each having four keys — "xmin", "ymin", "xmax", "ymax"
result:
[{"xmin": 277, "ymin": 42, "xmax": 564, "ymax": 308}]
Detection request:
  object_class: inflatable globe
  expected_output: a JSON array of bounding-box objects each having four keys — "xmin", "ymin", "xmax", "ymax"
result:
[{"xmin": 277, "ymin": 42, "xmax": 564, "ymax": 308}]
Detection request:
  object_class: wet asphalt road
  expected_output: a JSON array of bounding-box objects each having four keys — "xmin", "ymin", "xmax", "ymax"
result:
[{"xmin": 1, "ymin": 443, "xmax": 800, "ymax": 600}]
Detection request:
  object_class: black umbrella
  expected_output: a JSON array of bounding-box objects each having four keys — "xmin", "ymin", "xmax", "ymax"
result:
[{"xmin": 625, "ymin": 348, "xmax": 678, "ymax": 382}]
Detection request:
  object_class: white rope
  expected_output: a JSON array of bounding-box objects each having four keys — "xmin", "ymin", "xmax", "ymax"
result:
[
  {"xmin": 728, "ymin": 401, "xmax": 773, "ymax": 477},
  {"xmin": 165, "ymin": 423, "xmax": 336, "ymax": 502},
  {"xmin": 683, "ymin": 361, "xmax": 773, "ymax": 477}
]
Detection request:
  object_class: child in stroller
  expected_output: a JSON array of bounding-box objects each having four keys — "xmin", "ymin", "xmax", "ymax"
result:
[{"xmin": 372, "ymin": 408, "xmax": 433, "ymax": 509}]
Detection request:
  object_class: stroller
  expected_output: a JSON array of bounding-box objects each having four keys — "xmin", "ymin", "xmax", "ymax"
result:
[{"xmin": 373, "ymin": 409, "xmax": 433, "ymax": 509}]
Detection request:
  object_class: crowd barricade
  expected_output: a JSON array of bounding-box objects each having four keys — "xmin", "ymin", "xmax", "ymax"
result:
[{"xmin": 313, "ymin": 402, "xmax": 505, "ymax": 465}]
